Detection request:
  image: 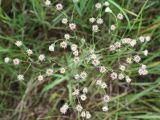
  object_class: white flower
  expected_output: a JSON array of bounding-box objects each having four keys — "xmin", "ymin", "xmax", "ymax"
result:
[
  {"xmin": 80, "ymin": 71, "xmax": 87, "ymax": 80},
  {"xmin": 103, "ymin": 95, "xmax": 110, "ymax": 103},
  {"xmin": 145, "ymin": 36, "xmax": 151, "ymax": 41},
  {"xmin": 118, "ymin": 73, "xmax": 125, "ymax": 80},
  {"xmin": 110, "ymin": 72, "xmax": 117, "ymax": 80},
  {"xmin": 101, "ymin": 82, "xmax": 107, "ymax": 89},
  {"xmin": 96, "ymin": 79, "xmax": 102, "ymax": 86},
  {"xmin": 81, "ymin": 111, "xmax": 86, "ymax": 117},
  {"xmin": 74, "ymin": 74, "xmax": 80, "ymax": 80},
  {"xmin": 139, "ymin": 36, "xmax": 145, "ymax": 42},
  {"xmin": 105, "ymin": 7, "xmax": 112, "ymax": 13},
  {"xmin": 60, "ymin": 68, "xmax": 65, "ymax": 74},
  {"xmin": 62, "ymin": 18, "xmax": 68, "ymax": 24},
  {"xmin": 125, "ymin": 76, "xmax": 131, "ymax": 83},
  {"xmin": 72, "ymin": 89, "xmax": 80, "ymax": 96},
  {"xmin": 15, "ymin": 40, "xmax": 22, "ymax": 47},
  {"xmin": 110, "ymin": 24, "xmax": 116, "ymax": 31},
  {"xmin": 92, "ymin": 59, "xmax": 100, "ymax": 66},
  {"xmin": 126, "ymin": 57, "xmax": 132, "ymax": 64},
  {"xmin": 104, "ymin": 1, "xmax": 110, "ymax": 6},
  {"xmin": 90, "ymin": 54, "xmax": 97, "ymax": 59},
  {"xmin": 109, "ymin": 45, "xmax": 116, "ymax": 51},
  {"xmin": 99, "ymin": 66, "xmax": 107, "ymax": 73},
  {"xmin": 73, "ymin": 50, "xmax": 79, "ymax": 56},
  {"xmin": 76, "ymin": 104, "xmax": 83, "ymax": 112},
  {"xmin": 64, "ymin": 34, "xmax": 70, "ymax": 40},
  {"xmin": 69, "ymin": 23, "xmax": 76, "ymax": 30},
  {"xmin": 60, "ymin": 41, "xmax": 67, "ymax": 49},
  {"xmin": 17, "ymin": 74, "xmax": 24, "ymax": 80},
  {"xmin": 38, "ymin": 54, "xmax": 45, "ymax": 61},
  {"xmin": 143, "ymin": 49, "xmax": 148, "ymax": 56},
  {"xmin": 89, "ymin": 17, "xmax": 95, "ymax": 23},
  {"xmin": 71, "ymin": 44, "xmax": 78, "ymax": 51},
  {"xmin": 119, "ymin": 65, "xmax": 126, "ymax": 71},
  {"xmin": 96, "ymin": 18, "xmax": 103, "ymax": 24},
  {"xmin": 117, "ymin": 13, "xmax": 123, "ymax": 20},
  {"xmin": 45, "ymin": 0, "xmax": 51, "ymax": 6},
  {"xmin": 13, "ymin": 58, "xmax": 20, "ymax": 65},
  {"xmin": 38, "ymin": 75, "xmax": 44, "ymax": 81},
  {"xmin": 92, "ymin": 25, "xmax": 99, "ymax": 32},
  {"xmin": 82, "ymin": 87, "xmax": 88, "ymax": 93},
  {"xmin": 95, "ymin": 3, "xmax": 102, "ymax": 9},
  {"xmin": 133, "ymin": 55, "xmax": 141, "ymax": 63},
  {"xmin": 73, "ymin": 57, "xmax": 80, "ymax": 63},
  {"xmin": 46, "ymin": 69, "xmax": 53, "ymax": 76},
  {"xmin": 114, "ymin": 42, "xmax": 121, "ymax": 48},
  {"xmin": 49, "ymin": 44, "xmax": 55, "ymax": 52},
  {"xmin": 86, "ymin": 111, "xmax": 91, "ymax": 119},
  {"xmin": 89, "ymin": 49, "xmax": 95, "ymax": 54},
  {"xmin": 102, "ymin": 105, "xmax": 108, "ymax": 112},
  {"xmin": 60, "ymin": 104, "xmax": 69, "ymax": 114},
  {"xmin": 56, "ymin": 3, "xmax": 63, "ymax": 11},
  {"xmin": 138, "ymin": 65, "xmax": 148, "ymax": 75},
  {"xmin": 26, "ymin": 49, "xmax": 33, "ymax": 55},
  {"xmin": 80, "ymin": 94, "xmax": 87, "ymax": 101},
  {"xmin": 130, "ymin": 39, "xmax": 137, "ymax": 47},
  {"xmin": 4, "ymin": 57, "xmax": 10, "ymax": 63}
]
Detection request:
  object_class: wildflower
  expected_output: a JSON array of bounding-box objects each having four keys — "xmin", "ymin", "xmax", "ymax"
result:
[
  {"xmin": 99, "ymin": 66, "xmax": 107, "ymax": 73},
  {"xmin": 17, "ymin": 74, "xmax": 24, "ymax": 80},
  {"xmin": 64, "ymin": 33, "xmax": 70, "ymax": 40},
  {"xmin": 38, "ymin": 54, "xmax": 45, "ymax": 61},
  {"xmin": 89, "ymin": 49, "xmax": 95, "ymax": 54},
  {"xmin": 103, "ymin": 95, "xmax": 110, "ymax": 103},
  {"xmin": 101, "ymin": 82, "xmax": 107, "ymax": 89},
  {"xmin": 69, "ymin": 23, "xmax": 76, "ymax": 30},
  {"xmin": 143, "ymin": 49, "xmax": 148, "ymax": 56},
  {"xmin": 139, "ymin": 36, "xmax": 145, "ymax": 42},
  {"xmin": 49, "ymin": 44, "xmax": 55, "ymax": 52},
  {"xmin": 60, "ymin": 41, "xmax": 67, "ymax": 49},
  {"xmin": 145, "ymin": 36, "xmax": 151, "ymax": 41},
  {"xmin": 117, "ymin": 13, "xmax": 123, "ymax": 20},
  {"xmin": 114, "ymin": 42, "xmax": 121, "ymax": 48},
  {"xmin": 89, "ymin": 17, "xmax": 95, "ymax": 23},
  {"xmin": 95, "ymin": 3, "xmax": 102, "ymax": 9},
  {"xmin": 110, "ymin": 72, "xmax": 118, "ymax": 80},
  {"xmin": 104, "ymin": 1, "xmax": 110, "ymax": 6},
  {"xmin": 45, "ymin": 0, "xmax": 51, "ymax": 6},
  {"xmin": 133, "ymin": 55, "xmax": 141, "ymax": 63},
  {"xmin": 105, "ymin": 7, "xmax": 112, "ymax": 13},
  {"xmin": 130, "ymin": 39, "xmax": 137, "ymax": 47},
  {"xmin": 26, "ymin": 49, "xmax": 33, "ymax": 55},
  {"xmin": 56, "ymin": 3, "xmax": 63, "ymax": 11},
  {"xmin": 46, "ymin": 69, "xmax": 53, "ymax": 76},
  {"xmin": 126, "ymin": 57, "xmax": 132, "ymax": 64},
  {"xmin": 15, "ymin": 40, "xmax": 22, "ymax": 47},
  {"xmin": 110, "ymin": 24, "xmax": 116, "ymax": 31},
  {"xmin": 76, "ymin": 104, "xmax": 83, "ymax": 112},
  {"xmin": 81, "ymin": 111, "xmax": 86, "ymax": 117},
  {"xmin": 4, "ymin": 57, "xmax": 10, "ymax": 63},
  {"xmin": 102, "ymin": 105, "xmax": 108, "ymax": 112},
  {"xmin": 90, "ymin": 54, "xmax": 97, "ymax": 59},
  {"xmin": 125, "ymin": 76, "xmax": 131, "ymax": 83},
  {"xmin": 86, "ymin": 111, "xmax": 91, "ymax": 119},
  {"xmin": 82, "ymin": 87, "xmax": 88, "ymax": 93},
  {"xmin": 74, "ymin": 74, "xmax": 80, "ymax": 80},
  {"xmin": 92, "ymin": 25, "xmax": 99, "ymax": 32},
  {"xmin": 72, "ymin": 89, "xmax": 80, "ymax": 96},
  {"xmin": 38, "ymin": 75, "xmax": 44, "ymax": 81},
  {"xmin": 118, "ymin": 73, "xmax": 125, "ymax": 80},
  {"xmin": 60, "ymin": 104, "xmax": 69, "ymax": 114},
  {"xmin": 73, "ymin": 57, "xmax": 80, "ymax": 63},
  {"xmin": 80, "ymin": 71, "xmax": 87, "ymax": 80},
  {"xmin": 80, "ymin": 94, "xmax": 87, "ymax": 101},
  {"xmin": 109, "ymin": 45, "xmax": 116, "ymax": 51},
  {"xmin": 96, "ymin": 79, "xmax": 102, "ymax": 86},
  {"xmin": 92, "ymin": 59, "xmax": 100, "ymax": 66},
  {"xmin": 60, "ymin": 68, "xmax": 65, "ymax": 74},
  {"xmin": 62, "ymin": 18, "xmax": 68, "ymax": 24},
  {"xmin": 119, "ymin": 65, "xmax": 126, "ymax": 71},
  {"xmin": 96, "ymin": 18, "xmax": 103, "ymax": 24},
  {"xmin": 138, "ymin": 65, "xmax": 148, "ymax": 75},
  {"xmin": 13, "ymin": 58, "xmax": 20, "ymax": 65},
  {"xmin": 71, "ymin": 44, "xmax": 78, "ymax": 51}
]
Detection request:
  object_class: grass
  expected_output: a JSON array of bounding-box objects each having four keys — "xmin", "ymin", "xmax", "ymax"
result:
[{"xmin": 0, "ymin": 0, "xmax": 160, "ymax": 120}]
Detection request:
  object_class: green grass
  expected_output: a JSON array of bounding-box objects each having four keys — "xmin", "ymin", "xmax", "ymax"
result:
[{"xmin": 0, "ymin": 0, "xmax": 160, "ymax": 120}]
